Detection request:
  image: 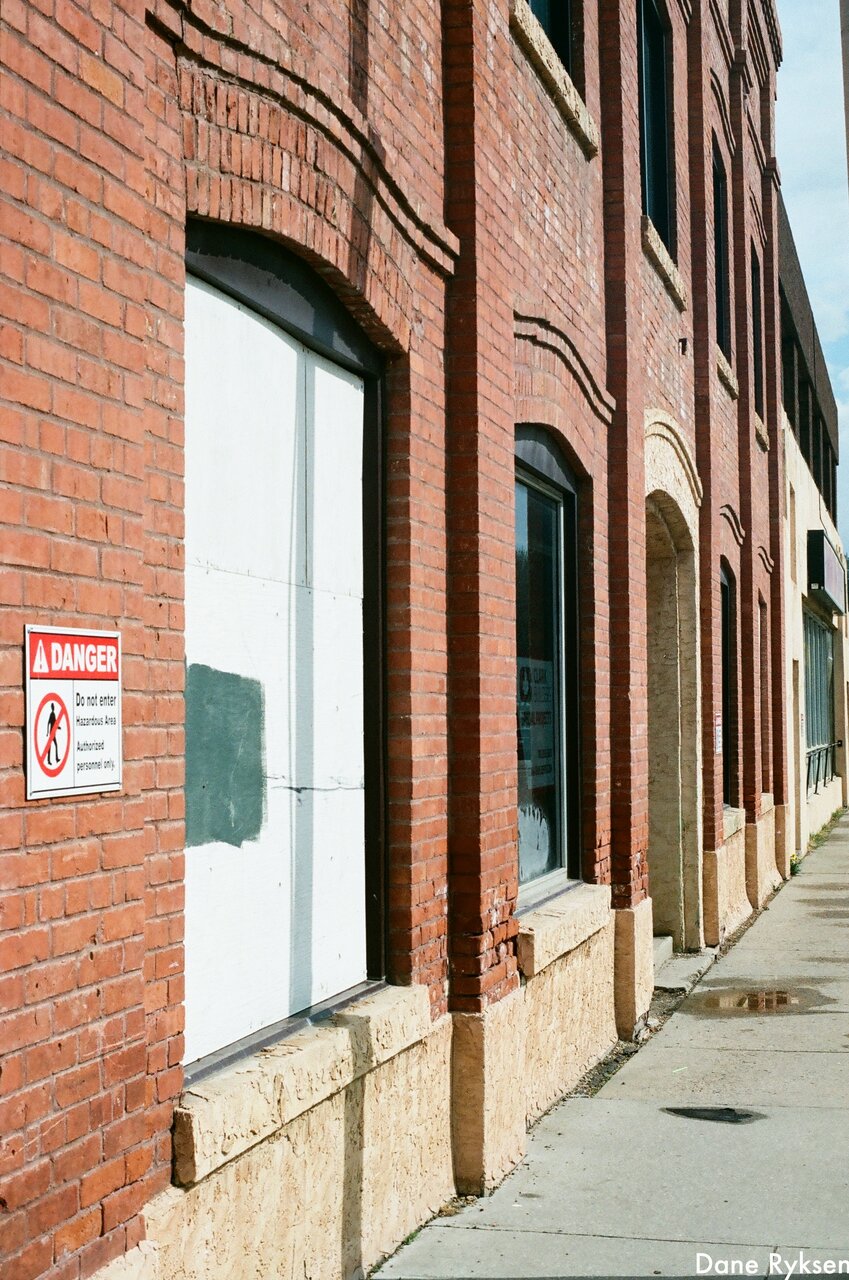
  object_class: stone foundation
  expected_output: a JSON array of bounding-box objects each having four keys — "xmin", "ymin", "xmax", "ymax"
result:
[
  {"xmin": 122, "ymin": 986, "xmax": 454, "ymax": 1280},
  {"xmin": 702, "ymin": 808, "xmax": 751, "ymax": 946},
  {"xmin": 91, "ymin": 895, "xmax": 640, "ymax": 1278},
  {"xmin": 519, "ymin": 885, "xmax": 617, "ymax": 1123},
  {"xmin": 613, "ymin": 896, "xmax": 654, "ymax": 1039},
  {"xmin": 745, "ymin": 796, "xmax": 781, "ymax": 908},
  {"xmin": 773, "ymin": 802, "xmax": 792, "ymax": 880},
  {"xmin": 451, "ymin": 986, "xmax": 527, "ymax": 1194}
]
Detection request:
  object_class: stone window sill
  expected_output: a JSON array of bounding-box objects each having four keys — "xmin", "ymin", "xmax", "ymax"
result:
[
  {"xmin": 754, "ymin": 413, "xmax": 769, "ymax": 452},
  {"xmin": 510, "ymin": 0, "xmax": 599, "ymax": 159},
  {"xmin": 641, "ymin": 217, "xmax": 688, "ymax": 312},
  {"xmin": 517, "ymin": 882, "xmax": 611, "ymax": 978},
  {"xmin": 172, "ymin": 984, "xmax": 433, "ymax": 1187},
  {"xmin": 760, "ymin": 791, "xmax": 774, "ymax": 816},
  {"xmin": 723, "ymin": 805, "xmax": 745, "ymax": 840},
  {"xmin": 716, "ymin": 346, "xmax": 739, "ymax": 400}
]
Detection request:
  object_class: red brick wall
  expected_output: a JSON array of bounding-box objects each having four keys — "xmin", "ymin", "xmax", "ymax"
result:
[
  {"xmin": 1, "ymin": 0, "xmax": 174, "ymax": 1272},
  {"xmin": 0, "ymin": 0, "xmax": 790, "ymax": 1274},
  {"xmin": 2, "ymin": 0, "xmax": 455, "ymax": 1272}
]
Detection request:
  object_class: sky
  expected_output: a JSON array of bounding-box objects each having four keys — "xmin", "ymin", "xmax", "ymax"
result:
[{"xmin": 775, "ymin": 0, "xmax": 849, "ymax": 550}]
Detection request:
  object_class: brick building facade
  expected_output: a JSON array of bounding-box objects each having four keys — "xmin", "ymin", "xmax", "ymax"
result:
[{"xmin": 0, "ymin": 0, "xmax": 831, "ymax": 1277}]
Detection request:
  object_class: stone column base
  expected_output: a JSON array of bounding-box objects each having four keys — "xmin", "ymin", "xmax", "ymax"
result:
[
  {"xmin": 702, "ymin": 809, "xmax": 751, "ymax": 946},
  {"xmin": 613, "ymin": 897, "xmax": 654, "ymax": 1039},
  {"xmin": 773, "ymin": 804, "xmax": 792, "ymax": 880},
  {"xmin": 745, "ymin": 798, "xmax": 780, "ymax": 908},
  {"xmin": 451, "ymin": 986, "xmax": 527, "ymax": 1194}
]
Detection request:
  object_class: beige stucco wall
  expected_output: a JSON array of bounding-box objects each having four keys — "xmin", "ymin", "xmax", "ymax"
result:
[{"xmin": 783, "ymin": 416, "xmax": 848, "ymax": 860}]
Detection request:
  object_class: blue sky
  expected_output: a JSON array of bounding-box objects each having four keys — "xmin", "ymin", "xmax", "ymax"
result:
[{"xmin": 775, "ymin": 0, "xmax": 849, "ymax": 549}]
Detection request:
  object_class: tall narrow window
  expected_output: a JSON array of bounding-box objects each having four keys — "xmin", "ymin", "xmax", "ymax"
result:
[
  {"xmin": 713, "ymin": 143, "xmax": 730, "ymax": 358},
  {"xmin": 638, "ymin": 0, "xmax": 673, "ymax": 251},
  {"xmin": 751, "ymin": 244, "xmax": 764, "ymax": 417},
  {"xmin": 530, "ymin": 0, "xmax": 579, "ymax": 86},
  {"xmin": 720, "ymin": 565, "xmax": 736, "ymax": 806},
  {"xmin": 515, "ymin": 429, "xmax": 580, "ymax": 888},
  {"xmin": 759, "ymin": 598, "xmax": 771, "ymax": 791}
]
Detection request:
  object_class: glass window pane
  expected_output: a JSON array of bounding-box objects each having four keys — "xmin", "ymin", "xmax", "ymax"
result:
[{"xmin": 516, "ymin": 478, "xmax": 564, "ymax": 883}]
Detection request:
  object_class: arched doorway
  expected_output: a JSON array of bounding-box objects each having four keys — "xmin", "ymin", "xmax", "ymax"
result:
[{"xmin": 644, "ymin": 413, "xmax": 704, "ymax": 954}]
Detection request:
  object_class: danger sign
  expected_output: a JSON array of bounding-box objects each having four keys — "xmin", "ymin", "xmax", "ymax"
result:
[{"xmin": 26, "ymin": 626, "xmax": 122, "ymax": 800}]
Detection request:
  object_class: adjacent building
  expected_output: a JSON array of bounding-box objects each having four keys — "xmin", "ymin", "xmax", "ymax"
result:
[
  {"xmin": 779, "ymin": 199, "xmax": 848, "ymax": 858},
  {"xmin": 0, "ymin": 1, "xmax": 843, "ymax": 1278}
]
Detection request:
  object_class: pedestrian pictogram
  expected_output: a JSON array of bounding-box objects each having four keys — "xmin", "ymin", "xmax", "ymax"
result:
[
  {"xmin": 25, "ymin": 625, "xmax": 122, "ymax": 800},
  {"xmin": 35, "ymin": 692, "xmax": 69, "ymax": 778}
]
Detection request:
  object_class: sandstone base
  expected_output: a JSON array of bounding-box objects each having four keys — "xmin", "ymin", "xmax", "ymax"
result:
[
  {"xmin": 702, "ymin": 808, "xmax": 751, "ymax": 946},
  {"xmin": 118, "ymin": 987, "xmax": 454, "ymax": 1280},
  {"xmin": 745, "ymin": 797, "xmax": 780, "ymax": 908},
  {"xmin": 519, "ymin": 885, "xmax": 617, "ymax": 1124},
  {"xmin": 452, "ymin": 986, "xmax": 527, "ymax": 1194},
  {"xmin": 613, "ymin": 896, "xmax": 654, "ymax": 1039},
  {"xmin": 773, "ymin": 802, "xmax": 792, "ymax": 880}
]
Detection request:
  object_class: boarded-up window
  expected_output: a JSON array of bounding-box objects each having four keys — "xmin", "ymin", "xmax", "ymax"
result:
[{"xmin": 183, "ymin": 275, "xmax": 367, "ymax": 1065}]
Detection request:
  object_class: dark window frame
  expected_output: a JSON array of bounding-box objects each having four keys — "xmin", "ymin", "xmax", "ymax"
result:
[
  {"xmin": 803, "ymin": 606, "xmax": 837, "ymax": 795},
  {"xmin": 713, "ymin": 140, "xmax": 731, "ymax": 359},
  {"xmin": 515, "ymin": 427, "xmax": 582, "ymax": 884},
  {"xmin": 720, "ymin": 562, "xmax": 738, "ymax": 808},
  {"xmin": 529, "ymin": 0, "xmax": 584, "ymax": 93},
  {"xmin": 638, "ymin": 0, "xmax": 674, "ymax": 253},
  {"xmin": 751, "ymin": 243, "xmax": 764, "ymax": 418},
  {"xmin": 185, "ymin": 219, "xmax": 387, "ymax": 985}
]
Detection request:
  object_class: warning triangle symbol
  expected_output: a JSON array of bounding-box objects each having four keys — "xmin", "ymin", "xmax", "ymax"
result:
[{"xmin": 33, "ymin": 641, "xmax": 49, "ymax": 674}]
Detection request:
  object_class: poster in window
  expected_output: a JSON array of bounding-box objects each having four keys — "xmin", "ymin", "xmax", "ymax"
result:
[{"xmin": 517, "ymin": 658, "xmax": 556, "ymax": 789}]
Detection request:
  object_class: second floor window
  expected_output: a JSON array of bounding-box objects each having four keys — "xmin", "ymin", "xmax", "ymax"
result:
[
  {"xmin": 530, "ymin": 0, "xmax": 580, "ymax": 89},
  {"xmin": 752, "ymin": 245, "xmax": 764, "ymax": 417},
  {"xmin": 638, "ymin": 0, "xmax": 673, "ymax": 251},
  {"xmin": 713, "ymin": 142, "xmax": 731, "ymax": 358}
]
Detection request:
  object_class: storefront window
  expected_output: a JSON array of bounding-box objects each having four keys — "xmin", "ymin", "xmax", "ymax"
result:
[{"xmin": 515, "ymin": 428, "xmax": 580, "ymax": 888}]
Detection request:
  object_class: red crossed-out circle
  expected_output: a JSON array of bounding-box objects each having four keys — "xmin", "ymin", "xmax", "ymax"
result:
[{"xmin": 35, "ymin": 691, "xmax": 69, "ymax": 778}]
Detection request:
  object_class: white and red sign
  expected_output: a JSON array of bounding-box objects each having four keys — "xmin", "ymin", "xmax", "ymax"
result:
[{"xmin": 26, "ymin": 626, "xmax": 122, "ymax": 800}]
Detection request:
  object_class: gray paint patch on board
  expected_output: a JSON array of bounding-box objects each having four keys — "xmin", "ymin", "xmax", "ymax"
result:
[{"xmin": 185, "ymin": 663, "xmax": 265, "ymax": 848}]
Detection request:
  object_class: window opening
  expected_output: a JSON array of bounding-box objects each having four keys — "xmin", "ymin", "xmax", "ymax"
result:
[
  {"xmin": 720, "ymin": 565, "xmax": 737, "ymax": 806},
  {"xmin": 803, "ymin": 609, "xmax": 836, "ymax": 794},
  {"xmin": 530, "ymin": 0, "xmax": 579, "ymax": 85},
  {"xmin": 759, "ymin": 597, "xmax": 771, "ymax": 791},
  {"xmin": 713, "ymin": 143, "xmax": 731, "ymax": 359},
  {"xmin": 638, "ymin": 0, "xmax": 673, "ymax": 251},
  {"xmin": 515, "ymin": 429, "xmax": 580, "ymax": 886},
  {"xmin": 751, "ymin": 244, "xmax": 764, "ymax": 418}
]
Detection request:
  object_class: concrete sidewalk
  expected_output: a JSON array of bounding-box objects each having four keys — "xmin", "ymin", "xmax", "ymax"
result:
[{"xmin": 376, "ymin": 819, "xmax": 849, "ymax": 1278}]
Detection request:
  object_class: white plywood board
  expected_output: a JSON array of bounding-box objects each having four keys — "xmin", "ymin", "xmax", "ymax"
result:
[
  {"xmin": 307, "ymin": 351, "xmax": 364, "ymax": 599},
  {"xmin": 185, "ymin": 277, "xmax": 305, "ymax": 586},
  {"xmin": 183, "ymin": 277, "xmax": 368, "ymax": 1065}
]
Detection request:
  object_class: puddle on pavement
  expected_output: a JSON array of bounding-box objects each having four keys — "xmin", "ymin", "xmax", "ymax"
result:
[
  {"xmin": 663, "ymin": 1105, "xmax": 766, "ymax": 1124},
  {"xmin": 685, "ymin": 987, "xmax": 826, "ymax": 1015}
]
